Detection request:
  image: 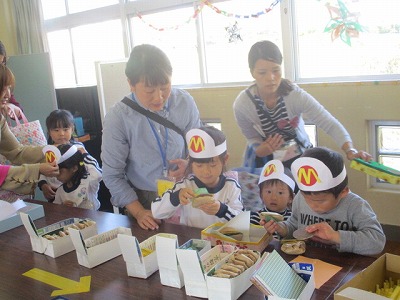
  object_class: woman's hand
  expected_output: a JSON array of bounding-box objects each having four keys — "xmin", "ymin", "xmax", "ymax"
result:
[
  {"xmin": 39, "ymin": 162, "xmax": 59, "ymax": 177},
  {"xmin": 256, "ymin": 133, "xmax": 284, "ymax": 157},
  {"xmin": 346, "ymin": 149, "xmax": 373, "ymax": 162},
  {"xmin": 126, "ymin": 201, "xmax": 160, "ymax": 230},
  {"xmin": 179, "ymin": 188, "xmax": 195, "ymax": 205},
  {"xmin": 168, "ymin": 158, "xmax": 188, "ymax": 181}
]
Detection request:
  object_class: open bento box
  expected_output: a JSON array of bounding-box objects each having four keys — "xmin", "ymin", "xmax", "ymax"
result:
[
  {"xmin": 69, "ymin": 226, "xmax": 132, "ymax": 268},
  {"xmin": 20, "ymin": 212, "xmax": 97, "ymax": 258},
  {"xmin": 201, "ymin": 211, "xmax": 272, "ymax": 252}
]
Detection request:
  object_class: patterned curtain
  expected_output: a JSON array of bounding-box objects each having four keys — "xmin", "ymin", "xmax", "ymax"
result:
[{"xmin": 12, "ymin": 0, "xmax": 45, "ymax": 54}]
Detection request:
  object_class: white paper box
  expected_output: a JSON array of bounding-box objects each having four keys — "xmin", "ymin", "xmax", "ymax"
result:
[
  {"xmin": 0, "ymin": 201, "xmax": 44, "ymax": 233},
  {"xmin": 177, "ymin": 243, "xmax": 235, "ymax": 298},
  {"xmin": 201, "ymin": 211, "xmax": 272, "ymax": 252},
  {"xmin": 155, "ymin": 233, "xmax": 184, "ymax": 288},
  {"xmin": 118, "ymin": 234, "xmax": 158, "ymax": 279},
  {"xmin": 69, "ymin": 226, "xmax": 132, "ymax": 268},
  {"xmin": 206, "ymin": 249, "xmax": 261, "ymax": 300},
  {"xmin": 20, "ymin": 212, "xmax": 97, "ymax": 258}
]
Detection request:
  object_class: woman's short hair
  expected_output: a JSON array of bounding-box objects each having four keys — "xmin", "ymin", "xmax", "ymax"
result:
[{"xmin": 125, "ymin": 44, "xmax": 172, "ymax": 87}]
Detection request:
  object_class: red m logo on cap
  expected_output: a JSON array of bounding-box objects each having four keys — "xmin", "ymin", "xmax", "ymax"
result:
[
  {"xmin": 189, "ymin": 135, "xmax": 205, "ymax": 153},
  {"xmin": 297, "ymin": 165, "xmax": 321, "ymax": 186},
  {"xmin": 45, "ymin": 151, "xmax": 57, "ymax": 163},
  {"xmin": 263, "ymin": 164, "xmax": 277, "ymax": 177}
]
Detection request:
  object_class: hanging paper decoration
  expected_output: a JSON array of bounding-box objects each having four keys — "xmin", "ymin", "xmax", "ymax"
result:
[
  {"xmin": 135, "ymin": 2, "xmax": 204, "ymax": 31},
  {"xmin": 135, "ymin": 0, "xmax": 363, "ymax": 48},
  {"xmin": 323, "ymin": 0, "xmax": 366, "ymax": 46},
  {"xmin": 202, "ymin": 0, "xmax": 281, "ymax": 19},
  {"xmin": 225, "ymin": 21, "xmax": 243, "ymax": 43}
]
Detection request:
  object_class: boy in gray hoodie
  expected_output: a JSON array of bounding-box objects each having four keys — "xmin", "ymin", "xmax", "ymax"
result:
[{"xmin": 263, "ymin": 146, "xmax": 385, "ymax": 256}]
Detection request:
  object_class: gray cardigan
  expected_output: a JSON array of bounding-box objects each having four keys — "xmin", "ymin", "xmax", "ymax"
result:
[{"xmin": 233, "ymin": 83, "xmax": 352, "ymax": 149}]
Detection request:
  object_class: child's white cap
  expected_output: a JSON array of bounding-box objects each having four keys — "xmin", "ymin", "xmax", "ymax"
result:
[
  {"xmin": 42, "ymin": 145, "xmax": 61, "ymax": 163},
  {"xmin": 258, "ymin": 159, "xmax": 295, "ymax": 192},
  {"xmin": 186, "ymin": 128, "xmax": 226, "ymax": 159},
  {"xmin": 58, "ymin": 145, "xmax": 78, "ymax": 164},
  {"xmin": 43, "ymin": 144, "xmax": 78, "ymax": 165},
  {"xmin": 291, "ymin": 157, "xmax": 346, "ymax": 191}
]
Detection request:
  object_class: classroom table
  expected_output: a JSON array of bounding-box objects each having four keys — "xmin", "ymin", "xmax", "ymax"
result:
[{"xmin": 0, "ymin": 200, "xmax": 399, "ymax": 300}]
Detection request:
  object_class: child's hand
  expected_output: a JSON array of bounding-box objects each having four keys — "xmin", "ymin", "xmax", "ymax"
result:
[
  {"xmin": 261, "ymin": 219, "xmax": 286, "ymax": 237},
  {"xmin": 306, "ymin": 222, "xmax": 340, "ymax": 245},
  {"xmin": 77, "ymin": 146, "xmax": 87, "ymax": 154},
  {"xmin": 41, "ymin": 183, "xmax": 57, "ymax": 202},
  {"xmin": 39, "ymin": 162, "xmax": 59, "ymax": 177},
  {"xmin": 63, "ymin": 200, "xmax": 76, "ymax": 207},
  {"xmin": 198, "ymin": 201, "xmax": 220, "ymax": 215},
  {"xmin": 179, "ymin": 188, "xmax": 195, "ymax": 205}
]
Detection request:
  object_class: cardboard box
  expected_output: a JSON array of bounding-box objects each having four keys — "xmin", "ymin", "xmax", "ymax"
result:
[
  {"xmin": 155, "ymin": 233, "xmax": 185, "ymax": 288},
  {"xmin": 201, "ymin": 211, "xmax": 272, "ymax": 252},
  {"xmin": 206, "ymin": 249, "xmax": 262, "ymax": 300},
  {"xmin": 118, "ymin": 234, "xmax": 159, "ymax": 279},
  {"xmin": 0, "ymin": 201, "xmax": 44, "ymax": 233},
  {"xmin": 69, "ymin": 226, "xmax": 132, "ymax": 268},
  {"xmin": 20, "ymin": 212, "xmax": 97, "ymax": 258},
  {"xmin": 176, "ymin": 244, "xmax": 236, "ymax": 298},
  {"xmin": 335, "ymin": 253, "xmax": 400, "ymax": 300}
]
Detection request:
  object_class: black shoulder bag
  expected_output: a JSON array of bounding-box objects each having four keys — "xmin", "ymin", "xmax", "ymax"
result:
[{"xmin": 121, "ymin": 97, "xmax": 187, "ymax": 150}]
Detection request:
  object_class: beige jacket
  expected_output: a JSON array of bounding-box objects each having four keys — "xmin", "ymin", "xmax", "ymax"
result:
[{"xmin": 0, "ymin": 116, "xmax": 44, "ymax": 194}]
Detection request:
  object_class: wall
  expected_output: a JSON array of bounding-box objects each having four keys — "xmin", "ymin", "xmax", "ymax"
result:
[{"xmin": 0, "ymin": 0, "xmax": 17, "ymax": 55}]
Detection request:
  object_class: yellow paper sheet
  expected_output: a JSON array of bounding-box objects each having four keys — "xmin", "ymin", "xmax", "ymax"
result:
[{"xmin": 290, "ymin": 256, "xmax": 342, "ymax": 289}]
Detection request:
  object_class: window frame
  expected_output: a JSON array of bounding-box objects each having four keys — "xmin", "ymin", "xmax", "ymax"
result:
[{"xmin": 369, "ymin": 120, "xmax": 400, "ymax": 191}]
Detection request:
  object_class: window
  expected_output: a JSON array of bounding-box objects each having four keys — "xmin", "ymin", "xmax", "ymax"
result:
[
  {"xmin": 47, "ymin": 20, "xmax": 125, "ymax": 87},
  {"xmin": 202, "ymin": 119, "xmax": 222, "ymax": 131},
  {"xmin": 41, "ymin": 0, "xmax": 400, "ymax": 87},
  {"xmin": 292, "ymin": 0, "xmax": 400, "ymax": 82},
  {"xmin": 369, "ymin": 121, "xmax": 400, "ymax": 190},
  {"xmin": 200, "ymin": 0, "xmax": 282, "ymax": 84},
  {"xmin": 68, "ymin": 0, "xmax": 118, "ymax": 14},
  {"xmin": 130, "ymin": 7, "xmax": 201, "ymax": 86},
  {"xmin": 304, "ymin": 124, "xmax": 317, "ymax": 147}
]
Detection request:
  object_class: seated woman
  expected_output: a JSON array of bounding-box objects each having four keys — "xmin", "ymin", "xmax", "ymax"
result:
[{"xmin": 0, "ymin": 64, "xmax": 59, "ymax": 200}]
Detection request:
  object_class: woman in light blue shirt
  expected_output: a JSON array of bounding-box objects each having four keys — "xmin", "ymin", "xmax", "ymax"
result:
[{"xmin": 101, "ymin": 44, "xmax": 201, "ymax": 230}]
